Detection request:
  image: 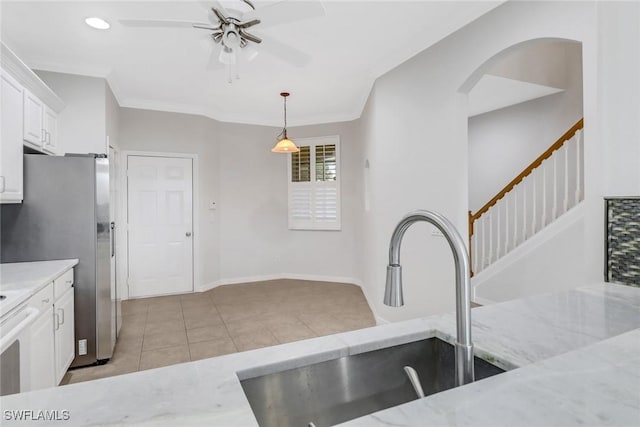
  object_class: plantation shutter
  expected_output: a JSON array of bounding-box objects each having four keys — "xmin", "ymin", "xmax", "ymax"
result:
[{"xmin": 288, "ymin": 136, "xmax": 341, "ymax": 230}]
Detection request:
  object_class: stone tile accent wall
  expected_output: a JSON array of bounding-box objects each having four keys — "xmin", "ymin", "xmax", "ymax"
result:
[{"xmin": 606, "ymin": 198, "xmax": 640, "ymax": 287}]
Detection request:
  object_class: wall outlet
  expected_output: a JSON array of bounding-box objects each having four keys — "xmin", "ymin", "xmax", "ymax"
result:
[{"xmin": 78, "ymin": 339, "xmax": 88, "ymax": 356}]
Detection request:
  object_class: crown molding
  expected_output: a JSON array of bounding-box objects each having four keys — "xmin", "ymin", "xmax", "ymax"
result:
[
  {"xmin": 1, "ymin": 43, "xmax": 65, "ymax": 112},
  {"xmin": 16, "ymin": 55, "xmax": 367, "ymax": 127}
]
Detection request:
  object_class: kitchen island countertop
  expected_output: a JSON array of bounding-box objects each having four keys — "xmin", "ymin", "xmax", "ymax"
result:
[{"xmin": 1, "ymin": 282, "xmax": 639, "ymax": 426}]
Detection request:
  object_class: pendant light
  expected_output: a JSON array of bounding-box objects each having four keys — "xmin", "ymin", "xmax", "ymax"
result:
[{"xmin": 271, "ymin": 92, "xmax": 300, "ymax": 153}]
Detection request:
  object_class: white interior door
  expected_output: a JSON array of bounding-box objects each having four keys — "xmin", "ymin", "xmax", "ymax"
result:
[{"xmin": 127, "ymin": 155, "xmax": 194, "ymax": 298}]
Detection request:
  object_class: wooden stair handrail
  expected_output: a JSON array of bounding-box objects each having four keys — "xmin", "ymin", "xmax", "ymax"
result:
[{"xmin": 470, "ymin": 118, "xmax": 584, "ymax": 225}]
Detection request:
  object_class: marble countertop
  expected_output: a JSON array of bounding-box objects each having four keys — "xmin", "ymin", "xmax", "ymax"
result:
[
  {"xmin": 0, "ymin": 259, "xmax": 79, "ymax": 318},
  {"xmin": 1, "ymin": 283, "xmax": 639, "ymax": 426}
]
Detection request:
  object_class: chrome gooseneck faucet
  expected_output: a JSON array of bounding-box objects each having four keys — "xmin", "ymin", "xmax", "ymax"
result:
[{"xmin": 384, "ymin": 210, "xmax": 475, "ymax": 386}]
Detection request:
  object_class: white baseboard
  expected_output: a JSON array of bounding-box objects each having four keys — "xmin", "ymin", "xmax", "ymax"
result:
[
  {"xmin": 374, "ymin": 315, "xmax": 390, "ymax": 325},
  {"xmin": 197, "ymin": 273, "xmax": 364, "ymax": 293}
]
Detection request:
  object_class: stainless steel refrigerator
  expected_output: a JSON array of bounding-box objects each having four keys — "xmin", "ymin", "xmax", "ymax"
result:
[{"xmin": 1, "ymin": 153, "xmax": 115, "ymax": 367}]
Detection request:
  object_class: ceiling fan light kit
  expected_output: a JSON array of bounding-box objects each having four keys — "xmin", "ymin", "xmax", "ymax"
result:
[
  {"xmin": 272, "ymin": 92, "xmax": 300, "ymax": 153},
  {"xmin": 119, "ymin": 0, "xmax": 324, "ymax": 82}
]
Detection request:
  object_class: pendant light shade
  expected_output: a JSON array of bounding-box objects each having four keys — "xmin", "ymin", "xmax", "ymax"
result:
[
  {"xmin": 272, "ymin": 92, "xmax": 300, "ymax": 153},
  {"xmin": 271, "ymin": 138, "xmax": 298, "ymax": 153}
]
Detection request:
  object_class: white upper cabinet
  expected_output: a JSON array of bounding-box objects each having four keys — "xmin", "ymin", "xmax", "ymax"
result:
[
  {"xmin": 0, "ymin": 43, "xmax": 65, "ymax": 203},
  {"xmin": 43, "ymin": 106, "xmax": 60, "ymax": 155},
  {"xmin": 0, "ymin": 70, "xmax": 24, "ymax": 203},
  {"xmin": 23, "ymin": 88, "xmax": 45, "ymax": 149}
]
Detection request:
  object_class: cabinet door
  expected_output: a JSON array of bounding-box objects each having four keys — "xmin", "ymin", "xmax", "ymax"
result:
[
  {"xmin": 29, "ymin": 306, "xmax": 56, "ymax": 391},
  {"xmin": 0, "ymin": 70, "xmax": 24, "ymax": 203},
  {"xmin": 54, "ymin": 287, "xmax": 75, "ymax": 384},
  {"xmin": 23, "ymin": 89, "xmax": 44, "ymax": 148},
  {"xmin": 43, "ymin": 107, "xmax": 60, "ymax": 155}
]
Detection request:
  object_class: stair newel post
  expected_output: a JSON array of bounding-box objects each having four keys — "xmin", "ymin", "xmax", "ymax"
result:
[
  {"xmin": 575, "ymin": 130, "xmax": 582, "ymax": 205},
  {"xmin": 468, "ymin": 211, "xmax": 474, "ymax": 277}
]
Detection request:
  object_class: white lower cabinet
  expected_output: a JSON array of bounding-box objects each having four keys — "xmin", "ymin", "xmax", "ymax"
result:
[
  {"xmin": 26, "ymin": 268, "xmax": 75, "ymax": 391},
  {"xmin": 54, "ymin": 287, "xmax": 74, "ymax": 384},
  {"xmin": 29, "ymin": 306, "xmax": 56, "ymax": 390}
]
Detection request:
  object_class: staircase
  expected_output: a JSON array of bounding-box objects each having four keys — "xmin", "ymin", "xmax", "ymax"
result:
[{"xmin": 469, "ymin": 119, "xmax": 584, "ymax": 276}]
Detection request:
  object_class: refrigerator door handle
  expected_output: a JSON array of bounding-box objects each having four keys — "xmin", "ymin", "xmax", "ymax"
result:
[{"xmin": 110, "ymin": 222, "xmax": 115, "ymax": 258}]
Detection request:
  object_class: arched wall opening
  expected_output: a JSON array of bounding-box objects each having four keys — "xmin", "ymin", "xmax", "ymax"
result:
[{"xmin": 459, "ymin": 38, "xmax": 587, "ymax": 303}]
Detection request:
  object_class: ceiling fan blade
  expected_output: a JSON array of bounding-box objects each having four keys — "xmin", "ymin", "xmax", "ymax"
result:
[
  {"xmin": 239, "ymin": 30, "xmax": 262, "ymax": 44},
  {"xmin": 200, "ymin": 0, "xmax": 232, "ymax": 24},
  {"xmin": 243, "ymin": 0, "xmax": 325, "ymax": 29},
  {"xmin": 237, "ymin": 18, "xmax": 261, "ymax": 29},
  {"xmin": 119, "ymin": 19, "xmax": 207, "ymax": 28},
  {"xmin": 193, "ymin": 24, "xmax": 221, "ymax": 31},
  {"xmin": 258, "ymin": 34, "xmax": 310, "ymax": 67}
]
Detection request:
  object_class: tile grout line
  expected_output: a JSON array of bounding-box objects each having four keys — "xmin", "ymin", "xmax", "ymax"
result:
[{"xmin": 208, "ymin": 293, "xmax": 240, "ymax": 353}]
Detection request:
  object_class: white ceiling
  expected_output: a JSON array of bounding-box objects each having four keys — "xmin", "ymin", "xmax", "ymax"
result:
[
  {"xmin": 468, "ymin": 74, "xmax": 564, "ymax": 117},
  {"xmin": 1, "ymin": 1, "xmax": 503, "ymax": 126}
]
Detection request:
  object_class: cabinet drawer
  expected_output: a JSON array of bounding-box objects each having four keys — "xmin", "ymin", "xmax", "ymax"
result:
[
  {"xmin": 53, "ymin": 269, "xmax": 74, "ymax": 300},
  {"xmin": 29, "ymin": 283, "xmax": 54, "ymax": 312}
]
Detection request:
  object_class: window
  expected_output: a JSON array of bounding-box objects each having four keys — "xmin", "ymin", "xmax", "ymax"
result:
[{"xmin": 288, "ymin": 136, "xmax": 341, "ymax": 230}]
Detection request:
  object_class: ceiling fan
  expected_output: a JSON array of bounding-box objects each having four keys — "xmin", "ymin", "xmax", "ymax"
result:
[{"xmin": 120, "ymin": 0, "xmax": 325, "ymax": 83}]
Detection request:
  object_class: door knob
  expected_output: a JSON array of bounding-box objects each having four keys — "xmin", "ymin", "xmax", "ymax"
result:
[{"xmin": 186, "ymin": 232, "xmax": 192, "ymax": 237}]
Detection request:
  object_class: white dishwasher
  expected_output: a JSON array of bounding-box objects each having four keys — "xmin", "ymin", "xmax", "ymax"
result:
[{"xmin": 0, "ymin": 302, "xmax": 39, "ymax": 396}]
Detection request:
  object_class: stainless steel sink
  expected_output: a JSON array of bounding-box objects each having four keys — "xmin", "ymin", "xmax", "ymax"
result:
[{"xmin": 240, "ymin": 337, "xmax": 505, "ymax": 427}]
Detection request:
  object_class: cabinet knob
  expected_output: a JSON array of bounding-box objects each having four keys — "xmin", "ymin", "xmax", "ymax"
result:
[{"xmin": 185, "ymin": 232, "xmax": 192, "ymax": 237}]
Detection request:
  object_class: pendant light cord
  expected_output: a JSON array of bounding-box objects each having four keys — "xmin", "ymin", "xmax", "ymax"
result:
[{"xmin": 283, "ymin": 95, "xmax": 288, "ymax": 139}]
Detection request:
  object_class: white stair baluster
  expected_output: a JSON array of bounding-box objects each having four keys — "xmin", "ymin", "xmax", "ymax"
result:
[
  {"xmin": 496, "ymin": 200, "xmax": 501, "ymax": 259},
  {"xmin": 513, "ymin": 188, "xmax": 518, "ymax": 249},
  {"xmin": 563, "ymin": 143, "xmax": 570, "ymax": 213},
  {"xmin": 552, "ymin": 154, "xmax": 558, "ymax": 220},
  {"xmin": 473, "ymin": 219, "xmax": 479, "ymax": 273},
  {"xmin": 488, "ymin": 210, "xmax": 493, "ymax": 265},
  {"xmin": 531, "ymin": 170, "xmax": 537, "ymax": 236},
  {"xmin": 575, "ymin": 130, "xmax": 582, "ymax": 204},
  {"xmin": 522, "ymin": 177, "xmax": 527, "ymax": 243},
  {"xmin": 479, "ymin": 215, "xmax": 485, "ymax": 271},
  {"xmin": 541, "ymin": 160, "xmax": 547, "ymax": 228},
  {"xmin": 504, "ymin": 192, "xmax": 510, "ymax": 254}
]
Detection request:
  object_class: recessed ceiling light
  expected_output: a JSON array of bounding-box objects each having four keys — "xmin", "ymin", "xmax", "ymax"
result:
[{"xmin": 85, "ymin": 17, "xmax": 110, "ymax": 30}]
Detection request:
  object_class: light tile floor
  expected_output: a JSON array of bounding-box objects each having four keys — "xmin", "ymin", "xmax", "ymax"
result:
[{"xmin": 62, "ymin": 279, "xmax": 375, "ymax": 385}]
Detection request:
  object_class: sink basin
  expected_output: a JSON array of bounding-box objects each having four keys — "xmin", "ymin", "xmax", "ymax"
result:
[{"xmin": 240, "ymin": 337, "xmax": 505, "ymax": 427}]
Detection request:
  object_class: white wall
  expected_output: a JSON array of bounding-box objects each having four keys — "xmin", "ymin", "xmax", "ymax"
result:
[
  {"xmin": 105, "ymin": 83, "xmax": 120, "ymax": 150},
  {"xmin": 468, "ymin": 95, "xmax": 583, "ymax": 212},
  {"xmin": 35, "ymin": 71, "xmax": 107, "ymax": 154},
  {"xmin": 473, "ymin": 205, "xmax": 586, "ymax": 304},
  {"xmin": 599, "ymin": 1, "xmax": 640, "ymax": 196},
  {"xmin": 468, "ymin": 42, "xmax": 583, "ymax": 213},
  {"xmin": 118, "ymin": 108, "xmax": 220, "ymax": 291},
  {"xmin": 216, "ymin": 120, "xmax": 362, "ymax": 284},
  {"xmin": 118, "ymin": 107, "xmax": 361, "ymax": 292},
  {"xmin": 358, "ymin": 1, "xmax": 600, "ymax": 323}
]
